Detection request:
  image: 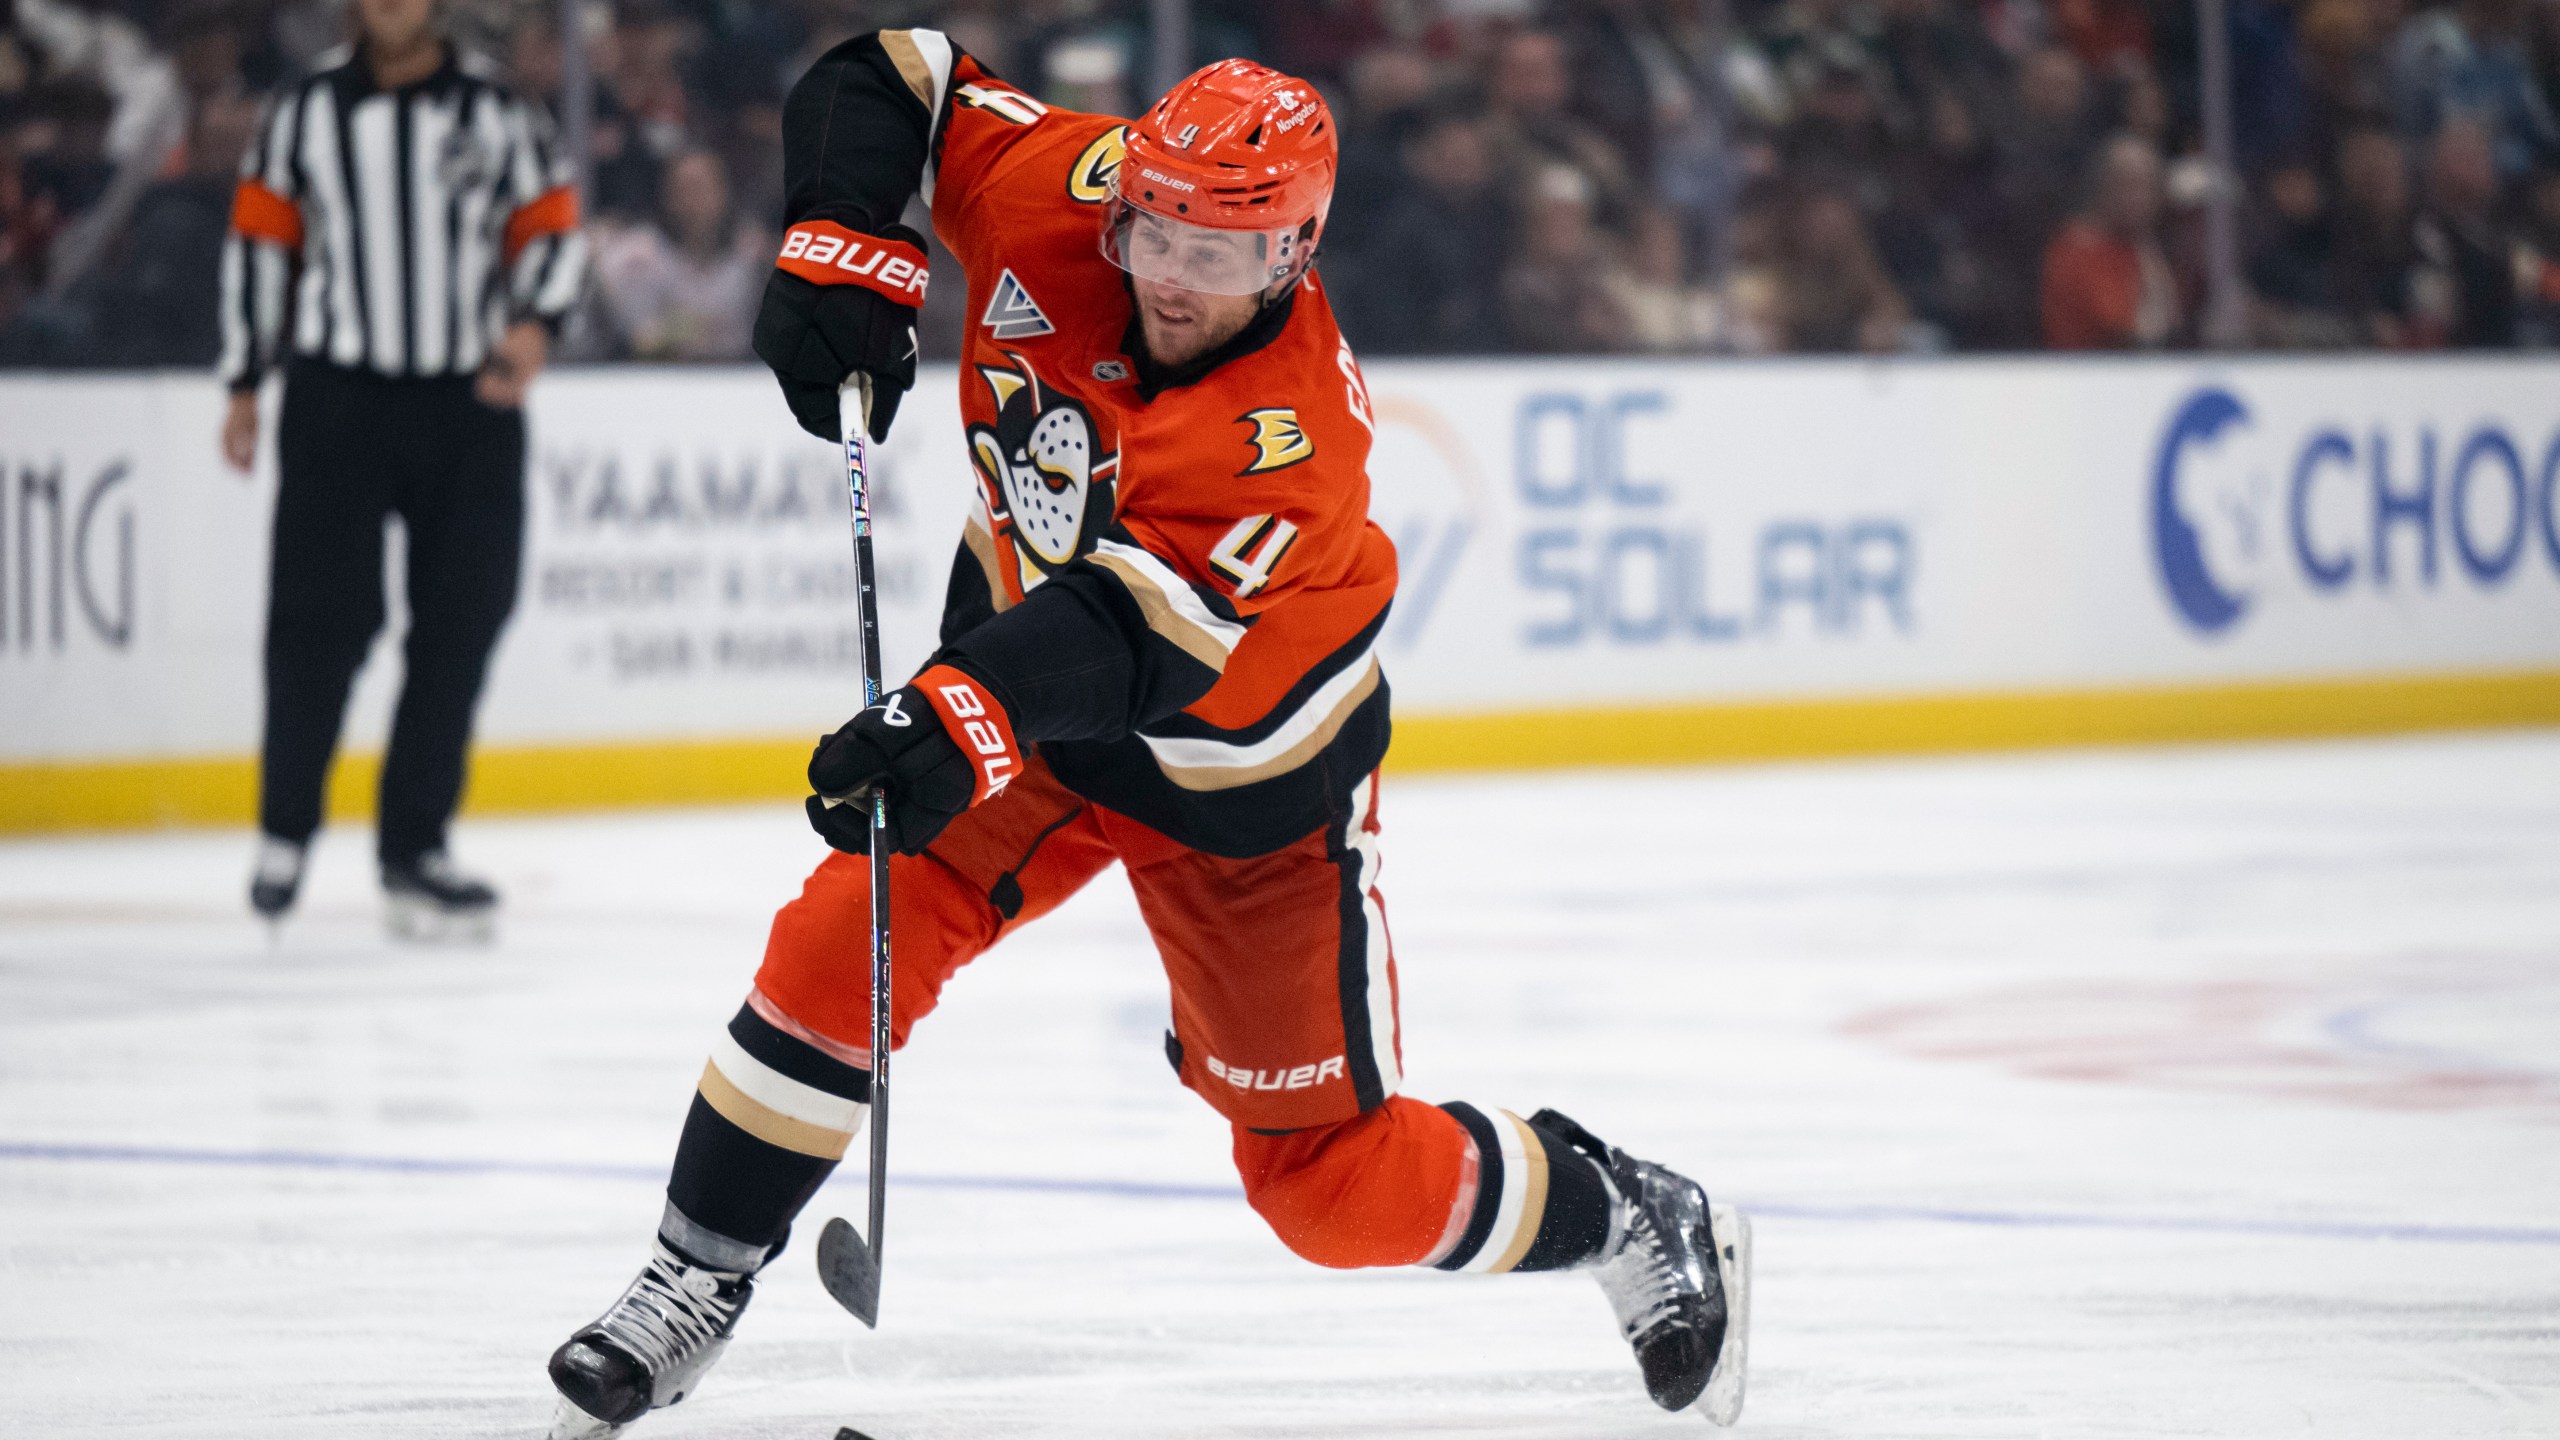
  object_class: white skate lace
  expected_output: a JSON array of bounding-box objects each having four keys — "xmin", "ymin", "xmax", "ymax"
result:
[
  {"xmin": 591, "ymin": 1242, "xmax": 742, "ymax": 1379},
  {"xmin": 1605, "ymin": 1210, "xmax": 1688, "ymax": 1340}
]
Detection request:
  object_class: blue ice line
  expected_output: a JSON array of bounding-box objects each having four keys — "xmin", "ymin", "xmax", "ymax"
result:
[{"xmin": 6, "ymin": 1139, "xmax": 2558, "ymax": 1248}]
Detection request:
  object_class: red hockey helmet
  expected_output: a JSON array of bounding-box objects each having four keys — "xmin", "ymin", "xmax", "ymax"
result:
[{"xmin": 1101, "ymin": 59, "xmax": 1337, "ymax": 297}]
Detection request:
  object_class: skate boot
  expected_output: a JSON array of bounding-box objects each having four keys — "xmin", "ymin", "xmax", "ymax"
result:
[
  {"xmin": 1536, "ymin": 1109, "xmax": 1752, "ymax": 1425},
  {"xmin": 381, "ymin": 851, "xmax": 497, "ymax": 943},
  {"xmin": 248, "ymin": 835, "xmax": 306, "ymax": 923},
  {"xmin": 547, "ymin": 1237, "xmax": 756, "ymax": 1438}
]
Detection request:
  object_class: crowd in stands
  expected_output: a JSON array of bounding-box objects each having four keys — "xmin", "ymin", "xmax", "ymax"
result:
[{"xmin": 5, "ymin": 0, "xmax": 2559, "ymax": 366}]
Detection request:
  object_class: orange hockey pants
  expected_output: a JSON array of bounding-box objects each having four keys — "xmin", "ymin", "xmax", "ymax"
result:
[{"xmin": 751, "ymin": 756, "xmax": 1477, "ymax": 1268}]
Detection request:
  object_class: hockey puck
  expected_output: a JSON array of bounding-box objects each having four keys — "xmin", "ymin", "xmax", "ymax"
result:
[{"xmin": 833, "ymin": 1429, "xmax": 878, "ymax": 1440}]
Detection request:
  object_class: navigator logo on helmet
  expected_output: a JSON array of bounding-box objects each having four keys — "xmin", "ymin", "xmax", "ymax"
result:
[{"xmin": 1100, "ymin": 59, "xmax": 1338, "ymax": 299}]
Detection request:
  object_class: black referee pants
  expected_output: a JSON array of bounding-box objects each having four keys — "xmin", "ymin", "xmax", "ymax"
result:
[{"xmin": 260, "ymin": 360, "xmax": 525, "ymax": 866}]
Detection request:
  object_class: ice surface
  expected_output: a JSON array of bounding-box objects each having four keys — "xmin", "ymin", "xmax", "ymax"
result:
[{"xmin": 3, "ymin": 733, "xmax": 2558, "ymax": 1438}]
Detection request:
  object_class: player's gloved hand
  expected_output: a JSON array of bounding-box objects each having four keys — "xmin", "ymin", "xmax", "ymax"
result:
[
  {"xmin": 806, "ymin": 664, "xmax": 1024, "ymax": 856},
  {"xmin": 753, "ymin": 219, "xmax": 931, "ymax": 444}
]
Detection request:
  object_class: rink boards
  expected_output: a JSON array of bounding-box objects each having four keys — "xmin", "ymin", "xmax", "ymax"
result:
[{"xmin": 3, "ymin": 355, "xmax": 2558, "ymax": 830}]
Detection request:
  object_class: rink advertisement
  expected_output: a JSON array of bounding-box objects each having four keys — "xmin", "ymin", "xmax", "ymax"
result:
[{"xmin": 4, "ymin": 357, "xmax": 2557, "ymax": 829}]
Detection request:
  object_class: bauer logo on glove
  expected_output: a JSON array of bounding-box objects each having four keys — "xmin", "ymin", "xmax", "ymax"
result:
[{"xmin": 805, "ymin": 664, "xmax": 1022, "ymax": 856}]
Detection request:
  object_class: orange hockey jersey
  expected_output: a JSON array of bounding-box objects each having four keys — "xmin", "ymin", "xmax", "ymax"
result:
[{"xmin": 778, "ymin": 31, "xmax": 1397, "ymax": 857}]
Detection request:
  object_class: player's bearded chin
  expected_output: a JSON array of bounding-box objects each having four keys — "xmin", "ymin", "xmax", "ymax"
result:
[{"xmin": 1133, "ymin": 278, "xmax": 1262, "ymax": 368}]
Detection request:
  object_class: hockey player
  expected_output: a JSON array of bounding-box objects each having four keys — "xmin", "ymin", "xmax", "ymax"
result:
[{"xmin": 544, "ymin": 35, "xmax": 1748, "ymax": 1436}]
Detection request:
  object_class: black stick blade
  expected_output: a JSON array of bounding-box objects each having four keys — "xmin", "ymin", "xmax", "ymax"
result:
[
  {"xmin": 833, "ymin": 1430, "xmax": 879, "ymax": 1440},
  {"xmin": 817, "ymin": 1216, "xmax": 881, "ymax": 1328}
]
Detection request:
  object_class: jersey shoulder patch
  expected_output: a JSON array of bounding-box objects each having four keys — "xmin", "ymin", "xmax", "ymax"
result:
[
  {"xmin": 1068, "ymin": 126, "xmax": 1127, "ymax": 203},
  {"xmin": 982, "ymin": 269, "xmax": 1054, "ymax": 338}
]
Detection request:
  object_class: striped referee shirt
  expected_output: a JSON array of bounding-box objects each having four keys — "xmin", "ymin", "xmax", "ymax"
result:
[{"xmin": 218, "ymin": 44, "xmax": 587, "ymax": 389}]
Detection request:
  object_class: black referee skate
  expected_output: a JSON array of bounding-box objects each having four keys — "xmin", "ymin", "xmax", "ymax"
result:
[
  {"xmin": 248, "ymin": 835, "xmax": 306, "ymax": 923},
  {"xmin": 381, "ymin": 851, "xmax": 497, "ymax": 943},
  {"xmin": 1538, "ymin": 1109, "xmax": 1753, "ymax": 1425},
  {"xmin": 547, "ymin": 1237, "xmax": 756, "ymax": 1439}
]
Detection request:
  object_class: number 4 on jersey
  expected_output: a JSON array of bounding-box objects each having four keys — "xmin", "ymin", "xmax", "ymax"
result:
[{"xmin": 1211, "ymin": 514, "xmax": 1300, "ymax": 599}]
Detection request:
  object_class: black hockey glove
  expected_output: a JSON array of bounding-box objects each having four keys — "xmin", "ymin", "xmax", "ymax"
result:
[
  {"xmin": 753, "ymin": 220, "xmax": 931, "ymax": 444},
  {"xmin": 806, "ymin": 663, "xmax": 1025, "ymax": 856}
]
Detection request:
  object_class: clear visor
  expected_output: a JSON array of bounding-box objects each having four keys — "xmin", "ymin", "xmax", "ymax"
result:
[{"xmin": 1101, "ymin": 201, "xmax": 1297, "ymax": 296}]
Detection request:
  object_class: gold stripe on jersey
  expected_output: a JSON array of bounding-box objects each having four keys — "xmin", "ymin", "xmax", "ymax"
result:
[
  {"xmin": 1146, "ymin": 655, "xmax": 1381, "ymax": 793},
  {"xmin": 1088, "ymin": 541, "xmax": 1247, "ymax": 674},
  {"xmin": 962, "ymin": 512, "xmax": 1015, "ymax": 614},
  {"xmin": 879, "ymin": 31, "xmax": 939, "ymax": 110}
]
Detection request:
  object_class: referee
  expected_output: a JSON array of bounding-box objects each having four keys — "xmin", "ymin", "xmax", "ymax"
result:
[{"xmin": 217, "ymin": 0, "xmax": 586, "ymax": 940}]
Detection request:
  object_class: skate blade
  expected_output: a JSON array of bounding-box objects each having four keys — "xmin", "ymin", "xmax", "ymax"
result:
[
  {"xmin": 385, "ymin": 894, "xmax": 496, "ymax": 945},
  {"xmin": 546, "ymin": 1393, "xmax": 624, "ymax": 1440},
  {"xmin": 1698, "ymin": 1202, "xmax": 1752, "ymax": 1426}
]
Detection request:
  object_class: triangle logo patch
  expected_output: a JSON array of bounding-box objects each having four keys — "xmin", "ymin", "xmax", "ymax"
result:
[{"xmin": 982, "ymin": 269, "xmax": 1054, "ymax": 339}]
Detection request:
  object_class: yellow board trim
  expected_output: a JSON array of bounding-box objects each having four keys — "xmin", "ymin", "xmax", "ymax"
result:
[
  {"xmin": 1387, "ymin": 668, "xmax": 2560, "ymax": 773},
  {"xmin": 4, "ymin": 669, "xmax": 2557, "ymax": 835}
]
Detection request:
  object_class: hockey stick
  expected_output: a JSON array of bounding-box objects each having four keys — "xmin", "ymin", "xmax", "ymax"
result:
[{"xmin": 815, "ymin": 378, "xmax": 893, "ymax": 1329}]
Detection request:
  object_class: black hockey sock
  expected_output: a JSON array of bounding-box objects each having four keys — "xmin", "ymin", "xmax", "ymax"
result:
[
  {"xmin": 1431, "ymin": 1102, "xmax": 1615, "ymax": 1273},
  {"xmin": 662, "ymin": 1000, "xmax": 872, "ymax": 1269}
]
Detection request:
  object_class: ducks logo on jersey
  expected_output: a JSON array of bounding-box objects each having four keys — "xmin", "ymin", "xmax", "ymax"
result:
[
  {"xmin": 967, "ymin": 354, "xmax": 1120, "ymax": 573},
  {"xmin": 1239, "ymin": 408, "xmax": 1314, "ymax": 474}
]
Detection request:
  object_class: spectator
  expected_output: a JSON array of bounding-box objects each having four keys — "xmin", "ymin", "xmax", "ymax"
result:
[
  {"xmin": 1787, "ymin": 46, "xmax": 1899, "ymax": 211},
  {"xmin": 0, "ymin": 127, "xmax": 29, "ymax": 339},
  {"xmin": 1333, "ymin": 98, "xmax": 1513, "ymax": 354},
  {"xmin": 2049, "ymin": 0, "xmax": 2151, "ymax": 72},
  {"xmin": 1485, "ymin": 28, "xmax": 1636, "ymax": 221},
  {"xmin": 1760, "ymin": 0, "xmax": 1896, "ymax": 116},
  {"xmin": 585, "ymin": 1, "xmax": 695, "ymax": 222},
  {"xmin": 2297, "ymin": 0, "xmax": 2396, "ymax": 155},
  {"xmin": 2330, "ymin": 125, "xmax": 2427, "ymax": 343},
  {"xmin": 1606, "ymin": 202, "xmax": 1727, "ymax": 350},
  {"xmin": 1720, "ymin": 195, "xmax": 1791, "ymax": 353},
  {"xmin": 1877, "ymin": 0, "xmax": 2013, "ymax": 139},
  {"xmin": 79, "ymin": 83, "xmax": 258, "ymax": 365},
  {"xmin": 1502, "ymin": 163, "xmax": 1635, "ymax": 351},
  {"xmin": 1566, "ymin": 0, "xmax": 1739, "ymax": 196},
  {"xmin": 2391, "ymin": 0, "xmax": 2560, "ymax": 177},
  {"xmin": 2229, "ymin": 0, "xmax": 2312, "ymax": 170},
  {"xmin": 593, "ymin": 147, "xmax": 768, "ymax": 362},
  {"xmin": 1779, "ymin": 185, "xmax": 1915, "ymax": 349},
  {"xmin": 1330, "ymin": 43, "xmax": 1435, "ymax": 249},
  {"xmin": 2248, "ymin": 159, "xmax": 2359, "ymax": 346},
  {"xmin": 2001, "ymin": 47, "xmax": 2102, "ymax": 275},
  {"xmin": 2513, "ymin": 167, "xmax": 2560, "ymax": 343},
  {"xmin": 2041, "ymin": 132, "xmax": 2179, "ymax": 347},
  {"xmin": 1, "ymin": 0, "xmax": 2556, "ymax": 365},
  {"xmin": 2409, "ymin": 114, "xmax": 2517, "ymax": 343},
  {"xmin": 1876, "ymin": 85, "xmax": 2015, "ymax": 344}
]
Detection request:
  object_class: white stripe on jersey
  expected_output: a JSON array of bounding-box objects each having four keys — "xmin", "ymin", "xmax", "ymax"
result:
[
  {"xmin": 901, "ymin": 29, "xmax": 957, "ymax": 205},
  {"xmin": 408, "ymin": 92, "xmax": 453, "ymax": 373},
  {"xmin": 1343, "ymin": 773, "xmax": 1403, "ymax": 1101},
  {"xmin": 352, "ymin": 95, "xmax": 404, "ymax": 373}
]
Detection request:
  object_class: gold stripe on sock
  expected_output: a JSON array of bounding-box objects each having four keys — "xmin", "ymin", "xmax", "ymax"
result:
[
  {"xmin": 696, "ymin": 1060, "xmax": 854, "ymax": 1159},
  {"xmin": 1485, "ymin": 1110, "xmax": 1551, "ymax": 1275}
]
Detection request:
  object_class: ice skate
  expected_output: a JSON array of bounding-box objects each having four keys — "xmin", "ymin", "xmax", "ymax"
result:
[
  {"xmin": 1537, "ymin": 1109, "xmax": 1752, "ymax": 1425},
  {"xmin": 547, "ymin": 1237, "xmax": 756, "ymax": 1438},
  {"xmin": 381, "ymin": 851, "xmax": 497, "ymax": 943},
  {"xmin": 248, "ymin": 835, "xmax": 306, "ymax": 927}
]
